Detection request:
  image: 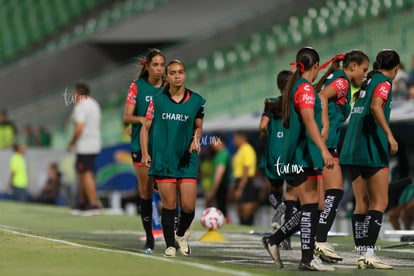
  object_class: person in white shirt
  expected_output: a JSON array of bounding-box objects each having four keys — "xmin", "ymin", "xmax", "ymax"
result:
[{"xmin": 67, "ymin": 81, "xmax": 101, "ymax": 210}]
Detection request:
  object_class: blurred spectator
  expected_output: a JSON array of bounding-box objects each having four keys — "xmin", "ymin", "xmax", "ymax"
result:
[
  {"xmin": 230, "ymin": 131, "xmax": 258, "ymax": 225},
  {"xmin": 388, "ymin": 177, "xmax": 414, "ymax": 230},
  {"xmin": 67, "ymin": 81, "xmax": 102, "ymax": 210},
  {"xmin": 0, "ymin": 109, "xmax": 17, "ymax": 148},
  {"xmin": 407, "ymin": 81, "xmax": 414, "ymax": 100},
  {"xmin": 30, "ymin": 163, "xmax": 62, "ymax": 204},
  {"xmin": 393, "ymin": 63, "xmax": 408, "ymax": 100},
  {"xmin": 24, "ymin": 125, "xmax": 37, "ymax": 146},
  {"xmin": 408, "ymin": 56, "xmax": 414, "ymax": 84},
  {"xmin": 205, "ymin": 133, "xmax": 231, "ymax": 222},
  {"xmin": 37, "ymin": 126, "xmax": 51, "ymax": 146},
  {"xmin": 9, "ymin": 144, "xmax": 28, "ymax": 202},
  {"xmin": 122, "ymin": 122, "xmax": 131, "ymax": 143}
]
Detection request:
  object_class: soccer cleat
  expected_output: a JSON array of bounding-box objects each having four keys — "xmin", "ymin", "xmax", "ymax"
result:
[
  {"xmin": 143, "ymin": 238, "xmax": 154, "ymax": 255},
  {"xmin": 357, "ymin": 255, "xmax": 393, "ymax": 269},
  {"xmin": 314, "ymin": 241, "xmax": 343, "ymax": 263},
  {"xmin": 175, "ymin": 234, "xmax": 191, "ymax": 256},
  {"xmin": 271, "ymin": 202, "xmax": 286, "ymax": 230},
  {"xmin": 262, "ymin": 236, "xmax": 283, "ymax": 268},
  {"xmin": 163, "ymin": 246, "xmax": 176, "ymax": 257},
  {"xmin": 299, "ymin": 258, "xmax": 335, "ymax": 271}
]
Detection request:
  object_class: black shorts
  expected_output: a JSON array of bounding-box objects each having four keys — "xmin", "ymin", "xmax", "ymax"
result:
[
  {"xmin": 346, "ymin": 165, "xmax": 387, "ymax": 181},
  {"xmin": 286, "ymin": 168, "xmax": 322, "ymax": 187},
  {"xmin": 268, "ymin": 178, "xmax": 284, "ymax": 188},
  {"xmin": 76, "ymin": 154, "xmax": 97, "ymax": 173},
  {"xmin": 328, "ymin": 148, "xmax": 339, "ymax": 159},
  {"xmin": 131, "ymin": 151, "xmax": 143, "ymax": 166},
  {"xmin": 235, "ymin": 178, "xmax": 258, "ymax": 203}
]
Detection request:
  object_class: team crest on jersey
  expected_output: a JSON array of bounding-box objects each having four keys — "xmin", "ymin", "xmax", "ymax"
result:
[
  {"xmin": 360, "ymin": 90, "xmax": 366, "ymax": 98},
  {"xmin": 303, "ymin": 84, "xmax": 311, "ymax": 91}
]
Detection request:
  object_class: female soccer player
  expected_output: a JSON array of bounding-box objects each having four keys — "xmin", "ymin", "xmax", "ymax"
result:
[
  {"xmin": 262, "ymin": 47, "xmax": 334, "ymax": 271},
  {"xmin": 340, "ymin": 49, "xmax": 400, "ymax": 269},
  {"xmin": 140, "ymin": 60, "xmax": 205, "ymax": 258},
  {"xmin": 259, "ymin": 70, "xmax": 299, "ymax": 249},
  {"xmin": 313, "ymin": 50, "xmax": 370, "ymax": 262},
  {"xmin": 123, "ymin": 48, "xmax": 165, "ymax": 254}
]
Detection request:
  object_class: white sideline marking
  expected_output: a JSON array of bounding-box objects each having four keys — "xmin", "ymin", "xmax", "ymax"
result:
[{"xmin": 0, "ymin": 227, "xmax": 253, "ymax": 276}]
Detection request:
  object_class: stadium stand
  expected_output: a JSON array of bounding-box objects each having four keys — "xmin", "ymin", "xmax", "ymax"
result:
[{"xmin": 1, "ymin": 0, "xmax": 414, "ymax": 148}]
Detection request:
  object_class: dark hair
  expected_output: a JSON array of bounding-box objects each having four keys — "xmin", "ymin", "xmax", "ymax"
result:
[
  {"xmin": 138, "ymin": 48, "xmax": 165, "ymax": 80},
  {"xmin": 353, "ymin": 49, "xmax": 400, "ymax": 101},
  {"xmin": 265, "ymin": 70, "xmax": 293, "ymax": 118},
  {"xmin": 282, "ymin": 47, "xmax": 320, "ymax": 128},
  {"xmin": 315, "ymin": 50, "xmax": 369, "ymax": 92},
  {"xmin": 75, "ymin": 81, "xmax": 90, "ymax": 96},
  {"xmin": 163, "ymin": 59, "xmax": 186, "ymax": 93}
]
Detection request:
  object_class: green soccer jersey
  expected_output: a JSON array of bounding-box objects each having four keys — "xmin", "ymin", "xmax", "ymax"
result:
[
  {"xmin": 259, "ymin": 97, "xmax": 285, "ymax": 180},
  {"xmin": 148, "ymin": 90, "xmax": 206, "ymax": 178},
  {"xmin": 129, "ymin": 78, "xmax": 164, "ymax": 152},
  {"xmin": 281, "ymin": 78, "xmax": 323, "ymax": 173},
  {"xmin": 211, "ymin": 148, "xmax": 231, "ymax": 188},
  {"xmin": 321, "ymin": 70, "xmax": 351, "ymax": 149},
  {"xmin": 339, "ymin": 72, "xmax": 393, "ymax": 167}
]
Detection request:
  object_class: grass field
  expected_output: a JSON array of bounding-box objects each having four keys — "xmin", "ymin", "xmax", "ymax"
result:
[{"xmin": 1, "ymin": 201, "xmax": 413, "ymax": 275}]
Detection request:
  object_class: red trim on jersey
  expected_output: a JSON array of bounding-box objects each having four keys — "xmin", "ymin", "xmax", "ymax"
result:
[
  {"xmin": 294, "ymin": 83, "xmax": 315, "ymax": 116},
  {"xmin": 178, "ymin": 178, "xmax": 197, "ymax": 184},
  {"xmin": 133, "ymin": 161, "xmax": 143, "ymax": 167},
  {"xmin": 328, "ymin": 78, "xmax": 349, "ymax": 105},
  {"xmin": 155, "ymin": 178, "xmax": 197, "ymax": 184},
  {"xmin": 155, "ymin": 178, "xmax": 177, "ymax": 184},
  {"xmin": 126, "ymin": 82, "xmax": 137, "ymax": 105},
  {"xmin": 145, "ymin": 100, "xmax": 154, "ymax": 120},
  {"xmin": 307, "ymin": 175, "xmax": 320, "ymax": 181},
  {"xmin": 372, "ymin": 81, "xmax": 391, "ymax": 107},
  {"xmin": 182, "ymin": 90, "xmax": 191, "ymax": 103}
]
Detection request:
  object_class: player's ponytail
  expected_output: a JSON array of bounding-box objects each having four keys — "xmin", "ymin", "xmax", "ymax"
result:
[
  {"xmin": 137, "ymin": 48, "xmax": 165, "ymax": 80},
  {"xmin": 282, "ymin": 47, "xmax": 319, "ymax": 128},
  {"xmin": 315, "ymin": 54, "xmax": 344, "ymax": 92},
  {"xmin": 353, "ymin": 49, "xmax": 399, "ymax": 102}
]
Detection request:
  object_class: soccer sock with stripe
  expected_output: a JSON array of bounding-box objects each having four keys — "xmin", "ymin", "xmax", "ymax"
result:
[
  {"xmin": 300, "ymin": 203, "xmax": 319, "ymax": 264},
  {"xmin": 315, "ymin": 189, "xmax": 343, "ymax": 242},
  {"xmin": 140, "ymin": 198, "xmax": 154, "ymax": 248},
  {"xmin": 352, "ymin": 213, "xmax": 367, "ymax": 254},
  {"xmin": 364, "ymin": 210, "xmax": 383, "ymax": 256},
  {"xmin": 284, "ymin": 200, "xmax": 298, "ymax": 222},
  {"xmin": 176, "ymin": 210, "xmax": 195, "ymax": 237},
  {"xmin": 269, "ymin": 210, "xmax": 301, "ymax": 245},
  {"xmin": 161, "ymin": 208, "xmax": 176, "ymax": 248}
]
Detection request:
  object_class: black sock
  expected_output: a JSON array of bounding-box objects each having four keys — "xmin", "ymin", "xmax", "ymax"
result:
[
  {"xmin": 269, "ymin": 193, "xmax": 282, "ymax": 209},
  {"xmin": 176, "ymin": 210, "xmax": 195, "ymax": 237},
  {"xmin": 300, "ymin": 203, "xmax": 319, "ymax": 264},
  {"xmin": 161, "ymin": 208, "xmax": 176, "ymax": 248},
  {"xmin": 269, "ymin": 210, "xmax": 301, "ymax": 245},
  {"xmin": 284, "ymin": 200, "xmax": 297, "ymax": 222},
  {"xmin": 352, "ymin": 213, "xmax": 366, "ymax": 253},
  {"xmin": 364, "ymin": 210, "xmax": 383, "ymax": 252},
  {"xmin": 316, "ymin": 189, "xmax": 343, "ymax": 242},
  {"xmin": 140, "ymin": 199, "xmax": 154, "ymax": 248}
]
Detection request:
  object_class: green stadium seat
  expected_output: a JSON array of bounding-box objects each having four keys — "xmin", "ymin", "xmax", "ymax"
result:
[{"xmin": 263, "ymin": 34, "xmax": 277, "ymax": 55}]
